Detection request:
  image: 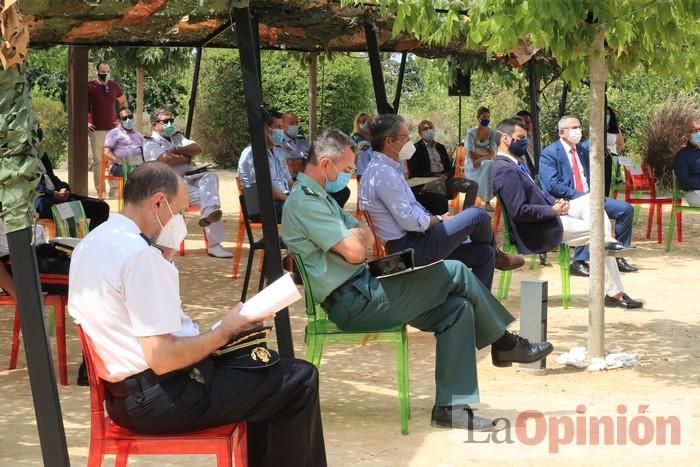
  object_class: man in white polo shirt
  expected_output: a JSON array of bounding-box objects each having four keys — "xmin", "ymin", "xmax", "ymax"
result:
[{"xmin": 68, "ymin": 162, "xmax": 326, "ymax": 466}]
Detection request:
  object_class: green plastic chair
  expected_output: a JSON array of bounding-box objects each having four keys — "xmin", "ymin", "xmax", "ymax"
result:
[
  {"xmin": 665, "ymin": 172, "xmax": 699, "ymax": 252},
  {"xmin": 292, "ymin": 253, "xmax": 411, "ymax": 435},
  {"xmin": 609, "ymin": 155, "xmax": 626, "ymax": 199},
  {"xmin": 50, "ymin": 200, "xmax": 89, "ymax": 238},
  {"xmin": 495, "ymin": 199, "xmax": 571, "ymax": 309}
]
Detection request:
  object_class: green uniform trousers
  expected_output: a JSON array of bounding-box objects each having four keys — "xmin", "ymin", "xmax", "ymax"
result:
[{"xmin": 323, "ymin": 259, "xmax": 514, "ymax": 406}]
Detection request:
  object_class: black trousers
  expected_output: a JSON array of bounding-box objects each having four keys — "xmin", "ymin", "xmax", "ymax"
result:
[
  {"xmin": 37, "ymin": 194, "xmax": 110, "ymax": 231},
  {"xmin": 105, "ymin": 357, "xmax": 326, "ymax": 467}
]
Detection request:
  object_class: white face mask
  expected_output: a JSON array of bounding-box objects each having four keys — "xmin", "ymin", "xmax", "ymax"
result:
[
  {"xmin": 567, "ymin": 128, "xmax": 583, "ymax": 144},
  {"xmin": 155, "ymin": 199, "xmax": 188, "ymax": 249},
  {"xmin": 397, "ymin": 140, "xmax": 416, "ymax": 160}
]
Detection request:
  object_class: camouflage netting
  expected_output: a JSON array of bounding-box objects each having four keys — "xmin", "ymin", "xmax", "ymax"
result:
[{"xmin": 1, "ymin": 0, "xmax": 40, "ymax": 232}]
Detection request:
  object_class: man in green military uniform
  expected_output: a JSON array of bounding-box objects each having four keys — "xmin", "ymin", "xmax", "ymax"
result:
[{"xmin": 282, "ymin": 129, "xmax": 554, "ymax": 431}]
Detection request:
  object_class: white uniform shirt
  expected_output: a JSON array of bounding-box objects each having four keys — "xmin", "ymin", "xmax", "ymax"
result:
[
  {"xmin": 142, "ymin": 131, "xmax": 196, "ymax": 177},
  {"xmin": 68, "ymin": 214, "xmax": 199, "ymax": 382}
]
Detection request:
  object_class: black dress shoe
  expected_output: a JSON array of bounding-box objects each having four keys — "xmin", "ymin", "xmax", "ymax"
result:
[
  {"xmin": 569, "ymin": 260, "xmax": 590, "ymax": 277},
  {"xmin": 431, "ymin": 405, "xmax": 505, "ymax": 432},
  {"xmin": 605, "ymin": 242, "xmax": 635, "ymax": 256},
  {"xmin": 616, "ymin": 257, "xmax": 638, "ymax": 273},
  {"xmin": 491, "ymin": 335, "xmax": 554, "ymax": 367},
  {"xmin": 605, "ymin": 293, "xmax": 643, "ymax": 309}
]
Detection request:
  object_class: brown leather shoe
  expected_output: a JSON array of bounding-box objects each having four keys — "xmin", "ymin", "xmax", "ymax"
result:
[{"xmin": 495, "ymin": 248, "xmax": 525, "ymax": 271}]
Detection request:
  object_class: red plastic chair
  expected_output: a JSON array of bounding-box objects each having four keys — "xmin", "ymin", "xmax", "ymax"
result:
[
  {"xmin": 623, "ymin": 164, "xmax": 674, "ymax": 243},
  {"xmin": 451, "ymin": 146, "xmax": 467, "ymax": 214},
  {"xmin": 76, "ymin": 326, "xmax": 248, "ymax": 467},
  {"xmin": 179, "ymin": 204, "xmax": 210, "ymax": 256},
  {"xmin": 3, "ymin": 276, "xmax": 68, "ymax": 385}
]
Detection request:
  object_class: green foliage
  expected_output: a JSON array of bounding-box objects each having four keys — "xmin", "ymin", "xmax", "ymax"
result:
[
  {"xmin": 26, "ymin": 46, "xmax": 68, "ymax": 104},
  {"xmin": 344, "ymin": 0, "xmax": 700, "ymax": 85},
  {"xmin": 118, "ymin": 72, "xmax": 188, "ymax": 116},
  {"xmin": 191, "ymin": 49, "xmax": 248, "ymax": 168},
  {"xmin": 193, "ymin": 50, "xmax": 373, "ymax": 168},
  {"xmin": 30, "ymin": 92, "xmax": 68, "ymax": 166}
]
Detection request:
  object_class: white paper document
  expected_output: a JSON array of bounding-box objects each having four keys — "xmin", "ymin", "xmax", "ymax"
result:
[{"xmin": 240, "ymin": 273, "xmax": 302, "ymax": 318}]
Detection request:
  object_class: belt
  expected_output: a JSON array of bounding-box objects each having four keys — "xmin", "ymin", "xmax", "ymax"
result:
[
  {"xmin": 104, "ymin": 368, "xmax": 188, "ymax": 399},
  {"xmin": 322, "ymin": 268, "xmax": 367, "ymax": 309}
]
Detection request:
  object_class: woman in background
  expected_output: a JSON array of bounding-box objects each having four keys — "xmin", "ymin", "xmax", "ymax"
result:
[{"xmin": 464, "ymin": 106, "xmax": 497, "ymax": 211}]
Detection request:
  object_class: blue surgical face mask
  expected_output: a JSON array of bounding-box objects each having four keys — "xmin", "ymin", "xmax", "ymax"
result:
[
  {"xmin": 287, "ymin": 125, "xmax": 299, "ymax": 138},
  {"xmin": 480, "ymin": 118, "xmax": 490, "ymax": 127},
  {"xmin": 325, "ymin": 160, "xmax": 352, "ymax": 193},
  {"xmin": 422, "ymin": 129, "xmax": 435, "ymax": 141},
  {"xmin": 691, "ymin": 131, "xmax": 700, "ymax": 146},
  {"xmin": 163, "ymin": 121, "xmax": 175, "ymax": 137},
  {"xmin": 508, "ymin": 137, "xmax": 529, "ymax": 157},
  {"xmin": 359, "ymin": 122, "xmax": 369, "ymax": 131},
  {"xmin": 271, "ymin": 128, "xmax": 286, "ymax": 146},
  {"xmin": 122, "ymin": 118, "xmax": 134, "ymax": 130}
]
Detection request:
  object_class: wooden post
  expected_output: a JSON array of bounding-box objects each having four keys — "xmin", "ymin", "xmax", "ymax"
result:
[
  {"xmin": 67, "ymin": 46, "xmax": 89, "ymax": 196},
  {"xmin": 588, "ymin": 26, "xmax": 606, "ymax": 358},
  {"xmin": 308, "ymin": 52, "xmax": 318, "ymax": 140}
]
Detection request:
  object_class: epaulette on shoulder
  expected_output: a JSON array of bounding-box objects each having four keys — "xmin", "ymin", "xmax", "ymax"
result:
[
  {"xmin": 143, "ymin": 135, "xmax": 153, "ymax": 140},
  {"xmin": 302, "ymin": 185, "xmax": 319, "ymax": 197}
]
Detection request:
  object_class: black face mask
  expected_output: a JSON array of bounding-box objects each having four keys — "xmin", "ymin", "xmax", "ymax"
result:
[{"xmin": 97, "ymin": 73, "xmax": 108, "ymax": 82}]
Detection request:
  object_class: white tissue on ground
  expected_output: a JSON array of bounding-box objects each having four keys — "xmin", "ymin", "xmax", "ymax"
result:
[{"xmin": 556, "ymin": 346, "xmax": 639, "ymax": 371}]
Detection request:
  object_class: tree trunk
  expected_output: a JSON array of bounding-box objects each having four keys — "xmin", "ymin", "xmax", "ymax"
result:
[
  {"xmin": 588, "ymin": 26, "xmax": 606, "ymax": 358},
  {"xmin": 135, "ymin": 66, "xmax": 145, "ymax": 133},
  {"xmin": 308, "ymin": 52, "xmax": 318, "ymax": 140}
]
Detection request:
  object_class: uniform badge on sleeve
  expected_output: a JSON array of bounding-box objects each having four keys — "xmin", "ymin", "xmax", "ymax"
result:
[{"xmin": 302, "ymin": 186, "xmax": 318, "ymax": 197}]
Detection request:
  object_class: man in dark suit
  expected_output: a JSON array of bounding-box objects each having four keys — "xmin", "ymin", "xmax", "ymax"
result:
[
  {"xmin": 409, "ymin": 120, "xmax": 478, "ymax": 214},
  {"xmin": 492, "ymin": 118, "xmax": 641, "ymax": 308},
  {"xmin": 539, "ymin": 115, "xmax": 637, "ymax": 277},
  {"xmin": 35, "ymin": 137, "xmax": 110, "ymax": 231}
]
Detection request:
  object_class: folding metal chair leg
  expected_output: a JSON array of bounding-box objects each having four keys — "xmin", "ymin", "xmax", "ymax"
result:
[{"xmin": 232, "ymin": 221, "xmax": 246, "ymax": 279}]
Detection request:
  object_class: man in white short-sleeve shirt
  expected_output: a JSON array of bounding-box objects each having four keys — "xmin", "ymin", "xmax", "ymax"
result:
[
  {"xmin": 68, "ymin": 162, "xmax": 326, "ymax": 465},
  {"xmin": 142, "ymin": 108, "xmax": 232, "ymax": 258}
]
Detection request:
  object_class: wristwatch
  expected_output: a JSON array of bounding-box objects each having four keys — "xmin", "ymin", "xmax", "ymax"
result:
[{"xmin": 436, "ymin": 215, "xmax": 444, "ymax": 223}]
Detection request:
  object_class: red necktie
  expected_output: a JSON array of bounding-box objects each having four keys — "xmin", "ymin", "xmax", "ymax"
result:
[{"xmin": 570, "ymin": 147, "xmax": 584, "ymax": 192}]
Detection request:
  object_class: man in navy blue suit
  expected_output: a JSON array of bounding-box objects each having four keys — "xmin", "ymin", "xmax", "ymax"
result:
[
  {"xmin": 539, "ymin": 115, "xmax": 637, "ymax": 277},
  {"xmin": 492, "ymin": 118, "xmax": 642, "ymax": 309}
]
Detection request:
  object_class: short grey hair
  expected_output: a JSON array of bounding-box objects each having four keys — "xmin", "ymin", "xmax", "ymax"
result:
[
  {"xmin": 557, "ymin": 114, "xmax": 581, "ymax": 132},
  {"xmin": 308, "ymin": 129, "xmax": 355, "ymax": 163},
  {"xmin": 370, "ymin": 114, "xmax": 405, "ymax": 151},
  {"xmin": 150, "ymin": 108, "xmax": 172, "ymax": 126}
]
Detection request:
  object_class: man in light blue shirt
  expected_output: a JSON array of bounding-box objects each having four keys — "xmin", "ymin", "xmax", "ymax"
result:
[
  {"xmin": 360, "ymin": 114, "xmax": 523, "ymax": 290},
  {"xmin": 237, "ymin": 111, "xmax": 294, "ymax": 222}
]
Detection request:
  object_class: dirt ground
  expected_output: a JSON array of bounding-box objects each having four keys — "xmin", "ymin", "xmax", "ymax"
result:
[{"xmin": 0, "ymin": 169, "xmax": 698, "ymax": 466}]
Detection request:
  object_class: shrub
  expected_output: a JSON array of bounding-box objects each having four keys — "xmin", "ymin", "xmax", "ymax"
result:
[
  {"xmin": 31, "ymin": 92, "xmax": 68, "ymax": 166},
  {"xmin": 641, "ymin": 97, "xmax": 700, "ymax": 191}
]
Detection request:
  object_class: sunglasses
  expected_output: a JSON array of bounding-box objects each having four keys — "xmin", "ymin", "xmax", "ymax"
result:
[
  {"xmin": 158, "ymin": 118, "xmax": 175, "ymax": 124},
  {"xmin": 120, "ymin": 115, "xmax": 133, "ymax": 121}
]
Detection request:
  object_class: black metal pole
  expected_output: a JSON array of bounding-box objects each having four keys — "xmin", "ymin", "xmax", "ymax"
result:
[
  {"xmin": 252, "ymin": 13, "xmax": 262, "ymax": 91},
  {"xmin": 233, "ymin": 7, "xmax": 294, "ymax": 358},
  {"xmin": 558, "ymin": 82, "xmax": 569, "ymax": 118},
  {"xmin": 6, "ymin": 227, "xmax": 70, "ymax": 466},
  {"xmin": 363, "ymin": 21, "xmax": 394, "ymax": 114},
  {"xmin": 185, "ymin": 47, "xmax": 202, "ymax": 139},
  {"xmin": 392, "ymin": 51, "xmax": 408, "ymax": 113},
  {"xmin": 527, "ymin": 59, "xmax": 542, "ymax": 173},
  {"xmin": 458, "ymin": 95, "xmax": 463, "ymax": 143}
]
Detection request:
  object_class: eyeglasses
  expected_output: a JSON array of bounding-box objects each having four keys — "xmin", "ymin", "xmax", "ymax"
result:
[
  {"xmin": 120, "ymin": 115, "xmax": 133, "ymax": 121},
  {"xmin": 158, "ymin": 118, "xmax": 175, "ymax": 124},
  {"xmin": 329, "ymin": 159, "xmax": 355, "ymax": 176}
]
